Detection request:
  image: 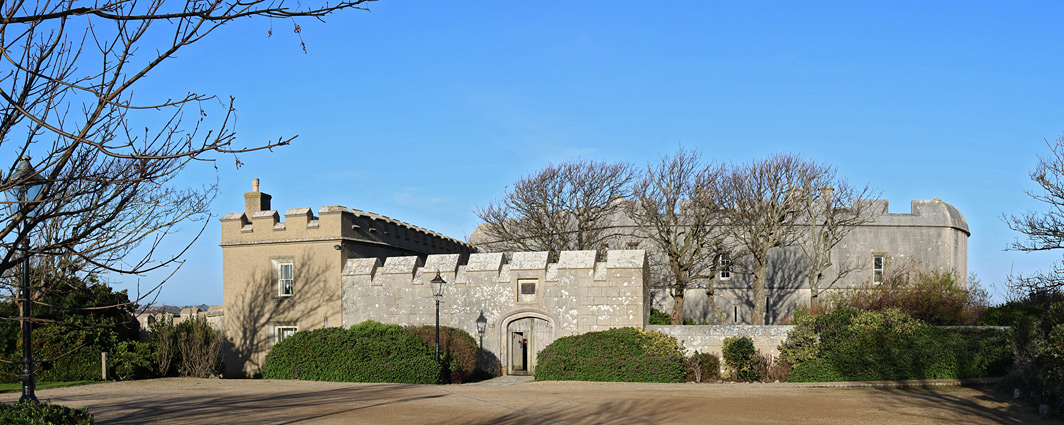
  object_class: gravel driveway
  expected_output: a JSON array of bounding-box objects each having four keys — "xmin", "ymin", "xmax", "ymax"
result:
[{"xmin": 0, "ymin": 377, "xmax": 1055, "ymax": 424}]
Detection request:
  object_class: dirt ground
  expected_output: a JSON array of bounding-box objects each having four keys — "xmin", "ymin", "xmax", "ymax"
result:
[{"xmin": 1, "ymin": 377, "xmax": 1057, "ymax": 425}]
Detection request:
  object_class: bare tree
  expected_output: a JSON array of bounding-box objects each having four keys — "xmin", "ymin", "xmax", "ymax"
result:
[
  {"xmin": 794, "ymin": 177, "xmax": 880, "ymax": 311},
  {"xmin": 474, "ymin": 160, "xmax": 634, "ymax": 260},
  {"xmin": 0, "ymin": 0, "xmax": 377, "ymax": 394},
  {"xmin": 627, "ymin": 149, "xmax": 729, "ymax": 325},
  {"xmin": 714, "ymin": 154, "xmax": 827, "ymax": 324},
  {"xmin": 1005, "ymin": 134, "xmax": 1064, "ymax": 294},
  {"xmin": 0, "ymin": 0, "xmax": 375, "ymax": 296}
]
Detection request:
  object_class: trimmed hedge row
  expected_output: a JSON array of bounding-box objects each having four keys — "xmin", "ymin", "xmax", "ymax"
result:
[
  {"xmin": 781, "ymin": 308, "xmax": 1012, "ymax": 382},
  {"xmin": 405, "ymin": 325, "xmax": 481, "ymax": 383},
  {"xmin": 535, "ymin": 327, "xmax": 686, "ymax": 382},
  {"xmin": 0, "ymin": 401, "xmax": 94, "ymax": 425},
  {"xmin": 261, "ymin": 321, "xmax": 441, "ymax": 384}
]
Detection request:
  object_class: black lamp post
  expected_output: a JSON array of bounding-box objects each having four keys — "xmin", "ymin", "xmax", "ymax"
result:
[
  {"xmin": 475, "ymin": 312, "xmax": 487, "ymax": 370},
  {"xmin": 475, "ymin": 312, "xmax": 487, "ymax": 347},
  {"xmin": 429, "ymin": 271, "xmax": 446, "ymax": 362},
  {"xmin": 8, "ymin": 156, "xmax": 43, "ymax": 404}
]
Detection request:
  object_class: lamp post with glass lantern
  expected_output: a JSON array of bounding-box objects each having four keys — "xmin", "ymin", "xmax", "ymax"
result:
[
  {"xmin": 475, "ymin": 312, "xmax": 487, "ymax": 370},
  {"xmin": 7, "ymin": 156, "xmax": 44, "ymax": 403},
  {"xmin": 429, "ymin": 271, "xmax": 446, "ymax": 362}
]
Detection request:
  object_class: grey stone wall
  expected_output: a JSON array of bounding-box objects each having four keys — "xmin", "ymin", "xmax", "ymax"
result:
[
  {"xmin": 648, "ymin": 324, "xmax": 794, "ymax": 359},
  {"xmin": 341, "ymin": 250, "xmax": 649, "ymax": 375}
]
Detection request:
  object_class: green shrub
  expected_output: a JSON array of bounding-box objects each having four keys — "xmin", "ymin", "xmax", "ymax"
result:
[
  {"xmin": 648, "ymin": 308, "xmax": 695, "ymax": 325},
  {"xmin": 722, "ymin": 336, "xmax": 764, "ymax": 381},
  {"xmin": 405, "ymin": 325, "xmax": 482, "ymax": 383},
  {"xmin": 110, "ymin": 341, "xmax": 156, "ymax": 381},
  {"xmin": 686, "ymin": 351, "xmax": 720, "ymax": 382},
  {"xmin": 0, "ymin": 326, "xmax": 103, "ymax": 383},
  {"xmin": 648, "ymin": 308, "xmax": 671, "ymax": 325},
  {"xmin": 535, "ymin": 328, "xmax": 685, "ymax": 382},
  {"xmin": 0, "ymin": 401, "xmax": 94, "ymax": 425},
  {"xmin": 782, "ymin": 308, "xmax": 1013, "ymax": 382},
  {"xmin": 1007, "ymin": 300, "xmax": 1064, "ymax": 416},
  {"xmin": 261, "ymin": 321, "xmax": 441, "ymax": 384}
]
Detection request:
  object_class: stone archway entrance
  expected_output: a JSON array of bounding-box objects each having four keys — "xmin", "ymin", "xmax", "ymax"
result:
[{"xmin": 504, "ymin": 316, "xmax": 554, "ymax": 375}]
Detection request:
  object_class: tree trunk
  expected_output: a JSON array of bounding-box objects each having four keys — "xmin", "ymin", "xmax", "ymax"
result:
[
  {"xmin": 670, "ymin": 289, "xmax": 685, "ymax": 325},
  {"xmin": 752, "ymin": 263, "xmax": 767, "ymax": 325}
]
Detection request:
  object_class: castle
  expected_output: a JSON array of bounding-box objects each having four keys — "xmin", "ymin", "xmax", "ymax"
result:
[{"xmin": 220, "ymin": 180, "xmax": 968, "ymax": 377}]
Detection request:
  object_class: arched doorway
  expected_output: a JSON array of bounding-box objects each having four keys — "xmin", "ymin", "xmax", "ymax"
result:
[{"xmin": 504, "ymin": 316, "xmax": 554, "ymax": 375}]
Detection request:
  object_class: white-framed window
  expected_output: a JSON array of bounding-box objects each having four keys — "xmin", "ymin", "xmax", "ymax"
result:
[
  {"xmin": 275, "ymin": 326, "xmax": 298, "ymax": 344},
  {"xmin": 718, "ymin": 255, "xmax": 731, "ymax": 281},
  {"xmin": 273, "ymin": 259, "xmax": 294, "ymax": 297},
  {"xmin": 872, "ymin": 255, "xmax": 885, "ymax": 284}
]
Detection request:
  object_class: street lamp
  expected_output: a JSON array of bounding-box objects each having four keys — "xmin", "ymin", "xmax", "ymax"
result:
[
  {"xmin": 7, "ymin": 156, "xmax": 44, "ymax": 404},
  {"xmin": 475, "ymin": 312, "xmax": 487, "ymax": 370},
  {"xmin": 429, "ymin": 271, "xmax": 446, "ymax": 362}
]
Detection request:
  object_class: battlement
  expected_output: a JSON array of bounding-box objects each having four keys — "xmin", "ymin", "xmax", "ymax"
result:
[
  {"xmin": 219, "ymin": 180, "xmax": 474, "ymax": 255},
  {"xmin": 341, "ymin": 249, "xmax": 647, "ymax": 286}
]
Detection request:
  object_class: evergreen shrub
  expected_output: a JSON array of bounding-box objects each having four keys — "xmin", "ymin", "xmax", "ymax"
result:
[
  {"xmin": 535, "ymin": 327, "xmax": 685, "ymax": 383},
  {"xmin": 406, "ymin": 325, "xmax": 483, "ymax": 383},
  {"xmin": 261, "ymin": 321, "xmax": 441, "ymax": 384},
  {"xmin": 722, "ymin": 336, "xmax": 764, "ymax": 381},
  {"xmin": 781, "ymin": 308, "xmax": 1012, "ymax": 382},
  {"xmin": 0, "ymin": 401, "xmax": 94, "ymax": 425}
]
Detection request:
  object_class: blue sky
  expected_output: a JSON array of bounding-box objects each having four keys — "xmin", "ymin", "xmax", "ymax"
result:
[{"xmin": 114, "ymin": 1, "xmax": 1064, "ymax": 306}]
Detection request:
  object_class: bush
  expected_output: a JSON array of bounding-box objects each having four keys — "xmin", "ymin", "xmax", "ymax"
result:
[
  {"xmin": 781, "ymin": 308, "xmax": 1012, "ymax": 382},
  {"xmin": 648, "ymin": 308, "xmax": 670, "ymax": 325},
  {"xmin": 685, "ymin": 351, "xmax": 720, "ymax": 382},
  {"xmin": 175, "ymin": 317, "xmax": 222, "ymax": 378},
  {"xmin": 648, "ymin": 308, "xmax": 695, "ymax": 325},
  {"xmin": 832, "ymin": 261, "xmax": 980, "ymax": 325},
  {"xmin": 535, "ymin": 328, "xmax": 686, "ymax": 383},
  {"xmin": 149, "ymin": 320, "xmax": 178, "ymax": 377},
  {"xmin": 0, "ymin": 326, "xmax": 103, "ymax": 383},
  {"xmin": 1007, "ymin": 299, "xmax": 1064, "ymax": 416},
  {"xmin": 261, "ymin": 321, "xmax": 441, "ymax": 384},
  {"xmin": 110, "ymin": 341, "xmax": 156, "ymax": 381},
  {"xmin": 406, "ymin": 325, "xmax": 481, "ymax": 383},
  {"xmin": 0, "ymin": 401, "xmax": 94, "ymax": 425},
  {"xmin": 722, "ymin": 336, "xmax": 764, "ymax": 381}
]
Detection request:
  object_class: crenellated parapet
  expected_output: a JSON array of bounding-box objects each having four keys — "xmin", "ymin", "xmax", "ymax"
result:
[{"xmin": 219, "ymin": 180, "xmax": 473, "ymax": 257}]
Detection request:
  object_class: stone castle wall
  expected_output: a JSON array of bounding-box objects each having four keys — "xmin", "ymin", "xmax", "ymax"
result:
[{"xmin": 341, "ymin": 250, "xmax": 649, "ymax": 375}]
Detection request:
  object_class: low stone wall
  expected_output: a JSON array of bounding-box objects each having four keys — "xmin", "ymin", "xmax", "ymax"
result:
[{"xmin": 648, "ymin": 325, "xmax": 794, "ymax": 359}]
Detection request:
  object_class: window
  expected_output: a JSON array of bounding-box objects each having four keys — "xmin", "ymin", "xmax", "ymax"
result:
[
  {"xmin": 275, "ymin": 326, "xmax": 298, "ymax": 344},
  {"xmin": 626, "ymin": 241, "xmax": 640, "ymax": 250},
  {"xmin": 274, "ymin": 259, "xmax": 294, "ymax": 297},
  {"xmin": 872, "ymin": 255, "xmax": 884, "ymax": 284},
  {"xmin": 718, "ymin": 255, "xmax": 731, "ymax": 281}
]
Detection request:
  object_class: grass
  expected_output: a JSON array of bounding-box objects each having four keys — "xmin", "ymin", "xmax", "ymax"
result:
[{"xmin": 0, "ymin": 381, "xmax": 97, "ymax": 393}]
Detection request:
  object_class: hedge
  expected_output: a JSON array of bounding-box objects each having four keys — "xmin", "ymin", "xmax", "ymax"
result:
[
  {"xmin": 781, "ymin": 308, "xmax": 1012, "ymax": 382},
  {"xmin": 535, "ymin": 327, "xmax": 686, "ymax": 382},
  {"xmin": 261, "ymin": 321, "xmax": 441, "ymax": 384},
  {"xmin": 0, "ymin": 401, "xmax": 94, "ymax": 425},
  {"xmin": 405, "ymin": 325, "xmax": 483, "ymax": 383}
]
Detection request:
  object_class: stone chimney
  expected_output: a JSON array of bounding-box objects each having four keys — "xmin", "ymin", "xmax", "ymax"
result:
[
  {"xmin": 819, "ymin": 186, "xmax": 834, "ymax": 206},
  {"xmin": 244, "ymin": 178, "xmax": 272, "ymax": 216}
]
